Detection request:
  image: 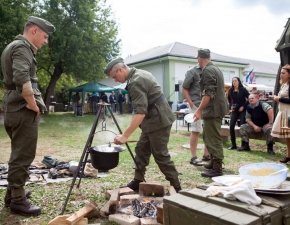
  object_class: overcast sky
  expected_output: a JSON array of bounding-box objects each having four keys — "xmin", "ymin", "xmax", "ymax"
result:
[{"xmin": 106, "ymin": 0, "xmax": 289, "ymax": 63}]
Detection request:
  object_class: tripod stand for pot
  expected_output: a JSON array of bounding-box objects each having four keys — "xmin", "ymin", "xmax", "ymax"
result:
[{"xmin": 61, "ymin": 102, "xmax": 138, "ymax": 214}]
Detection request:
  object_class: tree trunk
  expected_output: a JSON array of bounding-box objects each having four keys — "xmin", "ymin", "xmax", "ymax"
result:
[{"xmin": 44, "ymin": 62, "xmax": 63, "ymax": 111}]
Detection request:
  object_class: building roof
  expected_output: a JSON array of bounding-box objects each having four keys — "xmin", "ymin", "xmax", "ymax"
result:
[{"xmin": 125, "ymin": 42, "xmax": 279, "ymax": 75}]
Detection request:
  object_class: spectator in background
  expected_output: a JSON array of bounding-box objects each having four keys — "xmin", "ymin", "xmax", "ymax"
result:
[
  {"xmin": 109, "ymin": 92, "xmax": 117, "ymax": 112},
  {"xmin": 182, "ymin": 65, "xmax": 210, "ymax": 166},
  {"xmin": 118, "ymin": 90, "xmax": 125, "ymax": 114},
  {"xmin": 227, "ymin": 77, "xmax": 249, "ymax": 149},
  {"xmin": 271, "ymin": 64, "xmax": 290, "ymax": 162},
  {"xmin": 72, "ymin": 92, "xmax": 81, "ymax": 115},
  {"xmin": 238, "ymin": 93, "xmax": 274, "ymax": 154},
  {"xmin": 100, "ymin": 92, "xmax": 108, "ymax": 103},
  {"xmin": 90, "ymin": 92, "xmax": 99, "ymax": 114},
  {"xmin": 178, "ymin": 99, "xmax": 189, "ymax": 110}
]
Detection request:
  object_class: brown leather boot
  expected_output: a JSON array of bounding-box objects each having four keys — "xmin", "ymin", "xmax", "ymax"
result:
[
  {"xmin": 201, "ymin": 159, "xmax": 223, "ymax": 177},
  {"xmin": 4, "ymin": 187, "xmax": 32, "ymax": 207},
  {"xmin": 10, "ymin": 187, "xmax": 41, "ymax": 216}
]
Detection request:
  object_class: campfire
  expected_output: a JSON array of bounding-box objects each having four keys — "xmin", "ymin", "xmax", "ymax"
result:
[
  {"xmin": 132, "ymin": 198, "xmax": 158, "ymax": 218},
  {"xmin": 101, "ymin": 182, "xmax": 177, "ymax": 224}
]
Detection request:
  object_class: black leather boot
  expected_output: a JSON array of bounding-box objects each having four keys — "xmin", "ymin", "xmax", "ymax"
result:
[
  {"xmin": 4, "ymin": 187, "xmax": 31, "ymax": 207},
  {"xmin": 201, "ymin": 159, "xmax": 223, "ymax": 177},
  {"xmin": 10, "ymin": 187, "xmax": 41, "ymax": 216},
  {"xmin": 238, "ymin": 141, "xmax": 251, "ymax": 151},
  {"xmin": 204, "ymin": 155, "xmax": 213, "ymax": 169},
  {"xmin": 126, "ymin": 179, "xmax": 142, "ymax": 192},
  {"xmin": 173, "ymin": 185, "xmax": 182, "ymax": 193},
  {"xmin": 228, "ymin": 139, "xmax": 237, "ymax": 150},
  {"xmin": 267, "ymin": 142, "xmax": 275, "ymax": 155}
]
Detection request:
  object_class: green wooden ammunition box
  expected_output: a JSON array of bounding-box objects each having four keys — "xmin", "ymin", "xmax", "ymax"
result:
[{"xmin": 163, "ymin": 188, "xmax": 290, "ymax": 225}]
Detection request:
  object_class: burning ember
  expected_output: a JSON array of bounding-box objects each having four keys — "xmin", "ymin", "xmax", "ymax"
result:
[{"xmin": 131, "ymin": 199, "xmax": 159, "ymax": 218}]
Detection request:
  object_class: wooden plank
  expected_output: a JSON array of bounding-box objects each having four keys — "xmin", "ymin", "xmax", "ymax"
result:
[
  {"xmin": 66, "ymin": 202, "xmax": 96, "ymax": 224},
  {"xmin": 100, "ymin": 188, "xmax": 120, "ymax": 216},
  {"xmin": 48, "ymin": 215, "xmax": 70, "ymax": 225},
  {"xmin": 220, "ymin": 125, "xmax": 284, "ymax": 143}
]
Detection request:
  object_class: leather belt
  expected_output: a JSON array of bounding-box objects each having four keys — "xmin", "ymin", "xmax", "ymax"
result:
[
  {"xmin": 5, "ymin": 82, "xmax": 38, "ymax": 90},
  {"xmin": 4, "ymin": 83, "xmax": 16, "ymax": 90}
]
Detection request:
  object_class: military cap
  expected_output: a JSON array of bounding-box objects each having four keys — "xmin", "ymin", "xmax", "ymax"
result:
[
  {"xmin": 197, "ymin": 48, "xmax": 211, "ymax": 58},
  {"xmin": 28, "ymin": 16, "xmax": 55, "ymax": 34},
  {"xmin": 104, "ymin": 57, "xmax": 124, "ymax": 75}
]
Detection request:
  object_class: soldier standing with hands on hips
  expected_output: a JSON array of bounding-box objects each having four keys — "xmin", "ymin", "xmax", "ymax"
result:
[
  {"xmin": 104, "ymin": 58, "xmax": 181, "ymax": 192},
  {"xmin": 1, "ymin": 16, "xmax": 55, "ymax": 216}
]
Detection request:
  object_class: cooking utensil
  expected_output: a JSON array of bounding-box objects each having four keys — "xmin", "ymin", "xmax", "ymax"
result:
[
  {"xmin": 89, "ymin": 143, "xmax": 125, "ymax": 170},
  {"xmin": 127, "ymin": 140, "xmax": 138, "ymax": 143},
  {"xmin": 268, "ymin": 168, "xmax": 289, "ymax": 176}
]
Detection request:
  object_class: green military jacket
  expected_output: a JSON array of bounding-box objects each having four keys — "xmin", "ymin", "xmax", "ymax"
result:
[
  {"xmin": 1, "ymin": 35, "xmax": 46, "ymax": 112},
  {"xmin": 126, "ymin": 68, "xmax": 175, "ymax": 133},
  {"xmin": 200, "ymin": 62, "xmax": 228, "ymax": 119},
  {"xmin": 182, "ymin": 66, "xmax": 202, "ymax": 106}
]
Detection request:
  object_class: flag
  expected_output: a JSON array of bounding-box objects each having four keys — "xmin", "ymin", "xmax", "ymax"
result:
[{"xmin": 244, "ymin": 69, "xmax": 255, "ymax": 84}]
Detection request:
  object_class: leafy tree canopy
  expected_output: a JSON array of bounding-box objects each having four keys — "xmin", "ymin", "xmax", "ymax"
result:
[{"xmin": 0, "ymin": 0, "xmax": 120, "ymax": 107}]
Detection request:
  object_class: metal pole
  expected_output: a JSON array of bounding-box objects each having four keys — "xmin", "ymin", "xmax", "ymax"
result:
[
  {"xmin": 106, "ymin": 104, "xmax": 139, "ymax": 170},
  {"xmin": 61, "ymin": 104, "xmax": 103, "ymax": 214}
]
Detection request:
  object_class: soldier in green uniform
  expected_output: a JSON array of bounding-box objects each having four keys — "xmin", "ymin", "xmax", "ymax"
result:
[
  {"xmin": 1, "ymin": 16, "xmax": 55, "ymax": 216},
  {"xmin": 193, "ymin": 49, "xmax": 228, "ymax": 177},
  {"xmin": 104, "ymin": 58, "xmax": 181, "ymax": 192}
]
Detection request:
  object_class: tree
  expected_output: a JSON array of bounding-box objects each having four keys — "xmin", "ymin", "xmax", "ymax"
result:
[
  {"xmin": 37, "ymin": 0, "xmax": 120, "ymax": 108},
  {"xmin": 0, "ymin": 0, "xmax": 37, "ymax": 65},
  {"xmin": 0, "ymin": 0, "xmax": 120, "ymax": 108}
]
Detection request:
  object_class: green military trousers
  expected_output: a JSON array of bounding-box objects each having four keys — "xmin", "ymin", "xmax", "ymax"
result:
[
  {"xmin": 203, "ymin": 117, "xmax": 224, "ymax": 160},
  {"xmin": 134, "ymin": 125, "xmax": 180, "ymax": 188},
  {"xmin": 4, "ymin": 108, "xmax": 38, "ymax": 188}
]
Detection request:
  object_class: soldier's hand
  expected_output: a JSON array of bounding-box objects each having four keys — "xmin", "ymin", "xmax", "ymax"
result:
[
  {"xmin": 114, "ymin": 134, "xmax": 128, "ymax": 145},
  {"xmin": 26, "ymin": 104, "xmax": 40, "ymax": 113}
]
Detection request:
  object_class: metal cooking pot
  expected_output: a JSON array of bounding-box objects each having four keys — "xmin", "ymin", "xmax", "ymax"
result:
[{"xmin": 89, "ymin": 143, "xmax": 124, "ymax": 171}]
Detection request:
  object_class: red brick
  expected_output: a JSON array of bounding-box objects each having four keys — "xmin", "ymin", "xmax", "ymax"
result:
[
  {"xmin": 109, "ymin": 213, "xmax": 140, "ymax": 225},
  {"xmin": 139, "ymin": 182, "xmax": 165, "ymax": 197}
]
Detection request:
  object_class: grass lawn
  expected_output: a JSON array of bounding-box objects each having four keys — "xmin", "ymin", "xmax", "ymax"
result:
[{"xmin": 0, "ymin": 112, "xmax": 288, "ymax": 225}]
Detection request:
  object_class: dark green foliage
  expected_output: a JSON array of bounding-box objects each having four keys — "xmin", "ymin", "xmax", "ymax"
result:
[{"xmin": 0, "ymin": 0, "xmax": 120, "ymax": 107}]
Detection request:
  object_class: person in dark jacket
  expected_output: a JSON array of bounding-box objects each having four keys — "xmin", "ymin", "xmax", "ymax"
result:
[
  {"xmin": 227, "ymin": 77, "xmax": 249, "ymax": 149},
  {"xmin": 1, "ymin": 16, "xmax": 55, "ymax": 216},
  {"xmin": 104, "ymin": 57, "xmax": 181, "ymax": 192},
  {"xmin": 238, "ymin": 93, "xmax": 274, "ymax": 154},
  {"xmin": 117, "ymin": 90, "xmax": 125, "ymax": 114},
  {"xmin": 109, "ymin": 92, "xmax": 117, "ymax": 112}
]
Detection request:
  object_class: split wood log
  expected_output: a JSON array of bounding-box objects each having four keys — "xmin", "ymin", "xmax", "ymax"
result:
[
  {"xmin": 66, "ymin": 202, "xmax": 96, "ymax": 224},
  {"xmin": 100, "ymin": 188, "xmax": 120, "ymax": 217}
]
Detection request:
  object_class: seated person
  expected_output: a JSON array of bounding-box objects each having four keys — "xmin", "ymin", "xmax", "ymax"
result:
[
  {"xmin": 178, "ymin": 99, "xmax": 189, "ymax": 110},
  {"xmin": 238, "ymin": 93, "xmax": 274, "ymax": 154}
]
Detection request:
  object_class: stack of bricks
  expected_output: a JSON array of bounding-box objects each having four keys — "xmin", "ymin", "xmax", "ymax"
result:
[{"xmin": 101, "ymin": 182, "xmax": 177, "ymax": 225}]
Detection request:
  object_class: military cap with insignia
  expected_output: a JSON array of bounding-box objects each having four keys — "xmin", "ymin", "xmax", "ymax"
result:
[
  {"xmin": 28, "ymin": 16, "xmax": 55, "ymax": 34},
  {"xmin": 197, "ymin": 48, "xmax": 211, "ymax": 58},
  {"xmin": 104, "ymin": 57, "xmax": 124, "ymax": 75}
]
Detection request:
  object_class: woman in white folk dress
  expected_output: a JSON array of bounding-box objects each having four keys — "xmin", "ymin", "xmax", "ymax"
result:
[{"xmin": 271, "ymin": 64, "xmax": 290, "ymax": 163}]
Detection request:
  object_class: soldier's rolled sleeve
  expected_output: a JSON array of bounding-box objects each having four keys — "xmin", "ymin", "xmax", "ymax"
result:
[
  {"xmin": 130, "ymin": 82, "xmax": 148, "ymax": 114},
  {"xmin": 182, "ymin": 71, "xmax": 193, "ymax": 89},
  {"xmin": 12, "ymin": 45, "xmax": 32, "ymax": 86}
]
